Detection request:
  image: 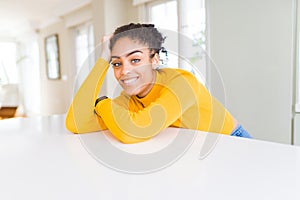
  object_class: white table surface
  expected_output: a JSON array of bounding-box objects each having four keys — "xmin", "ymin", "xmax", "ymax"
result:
[{"xmin": 0, "ymin": 115, "xmax": 299, "ymax": 200}]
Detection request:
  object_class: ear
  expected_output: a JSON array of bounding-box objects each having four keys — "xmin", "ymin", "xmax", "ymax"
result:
[{"xmin": 151, "ymin": 53, "xmax": 160, "ymax": 69}]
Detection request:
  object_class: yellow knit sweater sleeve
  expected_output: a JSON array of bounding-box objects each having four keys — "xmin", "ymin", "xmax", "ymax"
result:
[
  {"xmin": 65, "ymin": 58, "xmax": 109, "ymax": 133},
  {"xmin": 95, "ymin": 72, "xmax": 198, "ymax": 143}
]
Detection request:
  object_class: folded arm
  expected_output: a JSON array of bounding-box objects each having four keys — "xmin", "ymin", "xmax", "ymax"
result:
[
  {"xmin": 95, "ymin": 75, "xmax": 198, "ymax": 143},
  {"xmin": 65, "ymin": 58, "xmax": 109, "ymax": 133}
]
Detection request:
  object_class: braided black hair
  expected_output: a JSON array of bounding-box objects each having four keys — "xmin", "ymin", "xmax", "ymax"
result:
[{"xmin": 110, "ymin": 23, "xmax": 166, "ymax": 55}]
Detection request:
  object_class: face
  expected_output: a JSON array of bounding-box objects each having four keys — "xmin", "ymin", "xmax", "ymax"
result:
[{"xmin": 110, "ymin": 37, "xmax": 159, "ymax": 97}]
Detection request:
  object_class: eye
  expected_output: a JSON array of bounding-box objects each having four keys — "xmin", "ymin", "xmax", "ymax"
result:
[
  {"xmin": 111, "ymin": 62, "xmax": 122, "ymax": 68},
  {"xmin": 131, "ymin": 59, "xmax": 140, "ymax": 64}
]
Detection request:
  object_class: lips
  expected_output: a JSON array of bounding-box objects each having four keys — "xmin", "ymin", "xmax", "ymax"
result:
[{"xmin": 121, "ymin": 77, "xmax": 139, "ymax": 85}]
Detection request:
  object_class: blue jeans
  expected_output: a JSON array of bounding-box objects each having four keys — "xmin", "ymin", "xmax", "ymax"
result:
[{"xmin": 230, "ymin": 125, "xmax": 252, "ymax": 138}]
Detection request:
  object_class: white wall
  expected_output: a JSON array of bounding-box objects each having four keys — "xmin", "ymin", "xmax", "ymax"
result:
[
  {"xmin": 39, "ymin": 21, "xmax": 75, "ymax": 115},
  {"xmin": 207, "ymin": 0, "xmax": 295, "ymax": 144},
  {"xmin": 293, "ymin": 114, "xmax": 300, "ymax": 145}
]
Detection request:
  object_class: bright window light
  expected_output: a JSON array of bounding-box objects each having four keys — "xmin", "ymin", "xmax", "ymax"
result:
[{"xmin": 0, "ymin": 42, "xmax": 18, "ymax": 84}]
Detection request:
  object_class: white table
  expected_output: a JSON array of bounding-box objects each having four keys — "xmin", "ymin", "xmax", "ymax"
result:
[{"xmin": 0, "ymin": 115, "xmax": 299, "ymax": 200}]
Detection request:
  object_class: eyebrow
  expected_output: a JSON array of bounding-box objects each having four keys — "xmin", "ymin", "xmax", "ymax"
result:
[{"xmin": 111, "ymin": 50, "xmax": 143, "ymax": 59}]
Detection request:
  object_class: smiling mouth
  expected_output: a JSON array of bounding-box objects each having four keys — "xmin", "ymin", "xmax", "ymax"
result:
[{"xmin": 122, "ymin": 77, "xmax": 138, "ymax": 85}]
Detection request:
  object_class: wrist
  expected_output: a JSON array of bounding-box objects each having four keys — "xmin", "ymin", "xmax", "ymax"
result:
[
  {"xmin": 100, "ymin": 35, "xmax": 112, "ymax": 62},
  {"xmin": 95, "ymin": 96, "xmax": 108, "ymax": 107},
  {"xmin": 94, "ymin": 96, "xmax": 108, "ymax": 116},
  {"xmin": 100, "ymin": 51, "xmax": 111, "ymax": 62}
]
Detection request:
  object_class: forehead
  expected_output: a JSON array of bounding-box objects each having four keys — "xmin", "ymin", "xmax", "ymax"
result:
[{"xmin": 111, "ymin": 37, "xmax": 149, "ymax": 57}]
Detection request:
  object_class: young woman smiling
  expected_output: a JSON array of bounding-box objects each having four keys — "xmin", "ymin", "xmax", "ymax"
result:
[{"xmin": 65, "ymin": 23, "xmax": 251, "ymax": 143}]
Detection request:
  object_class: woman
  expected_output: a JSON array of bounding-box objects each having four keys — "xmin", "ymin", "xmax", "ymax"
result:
[{"xmin": 65, "ymin": 23, "xmax": 251, "ymax": 143}]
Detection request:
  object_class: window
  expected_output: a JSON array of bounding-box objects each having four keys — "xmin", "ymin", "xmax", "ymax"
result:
[
  {"xmin": 180, "ymin": 0, "xmax": 206, "ymax": 49},
  {"xmin": 147, "ymin": 0, "xmax": 178, "ymax": 69},
  {"xmin": 179, "ymin": 0, "xmax": 206, "ymax": 84},
  {"xmin": 74, "ymin": 23, "xmax": 95, "ymax": 74},
  {"xmin": 148, "ymin": 0, "xmax": 178, "ymax": 32},
  {"xmin": 145, "ymin": 0, "xmax": 206, "ymax": 84},
  {"xmin": 0, "ymin": 42, "xmax": 17, "ymax": 84}
]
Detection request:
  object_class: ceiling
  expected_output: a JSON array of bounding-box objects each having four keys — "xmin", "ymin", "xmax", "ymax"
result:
[{"xmin": 0, "ymin": 0, "xmax": 91, "ymax": 39}]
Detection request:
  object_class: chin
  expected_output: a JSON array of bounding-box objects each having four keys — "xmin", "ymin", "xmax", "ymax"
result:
[
  {"xmin": 123, "ymin": 89, "xmax": 139, "ymax": 97},
  {"xmin": 122, "ymin": 85, "xmax": 144, "ymax": 97}
]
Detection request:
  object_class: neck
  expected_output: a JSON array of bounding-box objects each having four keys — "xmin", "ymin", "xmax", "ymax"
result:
[{"xmin": 137, "ymin": 70, "xmax": 157, "ymax": 98}]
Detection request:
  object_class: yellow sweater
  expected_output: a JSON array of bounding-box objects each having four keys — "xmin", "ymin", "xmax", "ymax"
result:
[{"xmin": 65, "ymin": 58, "xmax": 235, "ymax": 143}]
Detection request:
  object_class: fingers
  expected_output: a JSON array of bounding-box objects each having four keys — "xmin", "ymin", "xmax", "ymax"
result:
[
  {"xmin": 101, "ymin": 34, "xmax": 113, "ymax": 43},
  {"xmin": 100, "ymin": 34, "xmax": 113, "ymax": 62}
]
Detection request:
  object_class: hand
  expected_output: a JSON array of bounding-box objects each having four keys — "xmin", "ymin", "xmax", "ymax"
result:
[{"xmin": 100, "ymin": 34, "xmax": 113, "ymax": 62}]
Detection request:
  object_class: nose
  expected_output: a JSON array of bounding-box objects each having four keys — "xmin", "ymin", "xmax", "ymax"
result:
[{"xmin": 120, "ymin": 59, "xmax": 132, "ymax": 75}]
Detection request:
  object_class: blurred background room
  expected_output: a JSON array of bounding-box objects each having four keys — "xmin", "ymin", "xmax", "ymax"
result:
[{"xmin": 0, "ymin": 0, "xmax": 299, "ymax": 146}]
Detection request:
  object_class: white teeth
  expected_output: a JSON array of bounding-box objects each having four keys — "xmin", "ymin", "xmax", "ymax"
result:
[{"xmin": 123, "ymin": 77, "xmax": 138, "ymax": 84}]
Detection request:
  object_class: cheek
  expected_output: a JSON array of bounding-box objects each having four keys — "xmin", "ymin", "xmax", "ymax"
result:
[
  {"xmin": 113, "ymin": 68, "xmax": 121, "ymax": 80},
  {"xmin": 141, "ymin": 66, "xmax": 155, "ymax": 80}
]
